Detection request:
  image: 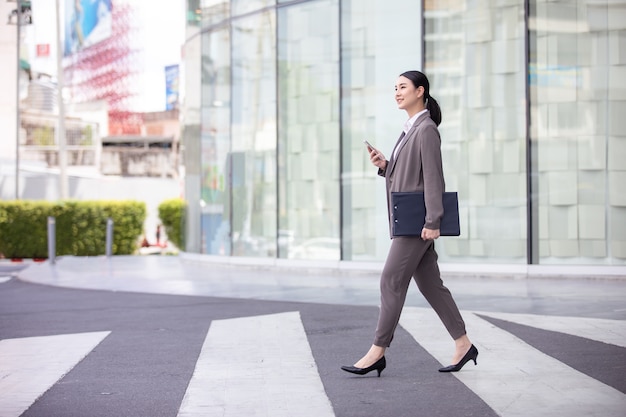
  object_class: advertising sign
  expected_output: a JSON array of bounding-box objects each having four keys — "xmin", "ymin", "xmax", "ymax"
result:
[
  {"xmin": 64, "ymin": 0, "xmax": 112, "ymax": 56},
  {"xmin": 165, "ymin": 64, "xmax": 180, "ymax": 111}
]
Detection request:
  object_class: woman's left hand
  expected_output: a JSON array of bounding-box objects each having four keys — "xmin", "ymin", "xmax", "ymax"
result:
[{"xmin": 421, "ymin": 228, "xmax": 440, "ymax": 240}]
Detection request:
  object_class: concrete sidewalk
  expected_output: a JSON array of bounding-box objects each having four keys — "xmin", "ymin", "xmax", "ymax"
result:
[{"xmin": 11, "ymin": 254, "xmax": 626, "ymax": 320}]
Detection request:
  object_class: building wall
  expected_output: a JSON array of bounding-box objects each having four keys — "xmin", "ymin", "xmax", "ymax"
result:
[
  {"xmin": 0, "ymin": 1, "xmax": 19, "ymax": 170},
  {"xmin": 182, "ymin": 0, "xmax": 626, "ymax": 266}
]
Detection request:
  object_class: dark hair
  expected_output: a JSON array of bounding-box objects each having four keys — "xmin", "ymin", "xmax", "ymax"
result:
[{"xmin": 399, "ymin": 70, "xmax": 442, "ymax": 126}]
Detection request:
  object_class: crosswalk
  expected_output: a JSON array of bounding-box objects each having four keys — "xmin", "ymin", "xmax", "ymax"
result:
[
  {"xmin": 477, "ymin": 311, "xmax": 626, "ymax": 348},
  {"xmin": 0, "ymin": 332, "xmax": 110, "ymax": 417},
  {"xmin": 0, "ymin": 311, "xmax": 624, "ymax": 417},
  {"xmin": 177, "ymin": 312, "xmax": 334, "ymax": 417},
  {"xmin": 400, "ymin": 308, "xmax": 626, "ymax": 417}
]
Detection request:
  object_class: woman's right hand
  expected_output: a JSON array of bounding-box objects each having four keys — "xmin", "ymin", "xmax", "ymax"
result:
[{"xmin": 368, "ymin": 147, "xmax": 387, "ymax": 170}]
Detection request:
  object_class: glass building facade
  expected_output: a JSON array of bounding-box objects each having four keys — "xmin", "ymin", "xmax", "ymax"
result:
[{"xmin": 181, "ymin": 0, "xmax": 626, "ymax": 266}]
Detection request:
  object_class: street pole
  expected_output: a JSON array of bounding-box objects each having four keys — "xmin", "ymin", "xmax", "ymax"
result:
[
  {"xmin": 105, "ymin": 218, "xmax": 113, "ymax": 257},
  {"xmin": 47, "ymin": 216, "xmax": 56, "ymax": 264},
  {"xmin": 55, "ymin": 0, "xmax": 69, "ymax": 199},
  {"xmin": 15, "ymin": 2, "xmax": 21, "ymax": 199}
]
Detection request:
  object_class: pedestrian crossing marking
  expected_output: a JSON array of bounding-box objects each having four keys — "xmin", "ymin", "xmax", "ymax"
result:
[
  {"xmin": 177, "ymin": 312, "xmax": 334, "ymax": 417},
  {"xmin": 0, "ymin": 331, "xmax": 111, "ymax": 417},
  {"xmin": 476, "ymin": 311, "xmax": 626, "ymax": 348},
  {"xmin": 1, "ymin": 308, "xmax": 623, "ymax": 417},
  {"xmin": 399, "ymin": 307, "xmax": 626, "ymax": 417}
]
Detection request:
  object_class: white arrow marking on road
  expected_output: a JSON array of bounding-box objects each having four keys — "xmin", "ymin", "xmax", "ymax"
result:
[
  {"xmin": 400, "ymin": 307, "xmax": 626, "ymax": 417},
  {"xmin": 0, "ymin": 331, "xmax": 111, "ymax": 417},
  {"xmin": 177, "ymin": 311, "xmax": 334, "ymax": 417},
  {"xmin": 475, "ymin": 311, "xmax": 626, "ymax": 348}
]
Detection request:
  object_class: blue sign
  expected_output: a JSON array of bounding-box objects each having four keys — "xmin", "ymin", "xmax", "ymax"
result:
[
  {"xmin": 64, "ymin": 0, "xmax": 112, "ymax": 56},
  {"xmin": 165, "ymin": 64, "xmax": 180, "ymax": 111}
]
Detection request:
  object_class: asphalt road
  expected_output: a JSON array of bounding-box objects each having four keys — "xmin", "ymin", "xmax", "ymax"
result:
[{"xmin": 1, "ymin": 275, "xmax": 625, "ymax": 417}]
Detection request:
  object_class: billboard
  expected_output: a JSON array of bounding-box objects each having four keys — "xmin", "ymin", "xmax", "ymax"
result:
[
  {"xmin": 165, "ymin": 64, "xmax": 180, "ymax": 111},
  {"xmin": 64, "ymin": 0, "xmax": 113, "ymax": 56}
]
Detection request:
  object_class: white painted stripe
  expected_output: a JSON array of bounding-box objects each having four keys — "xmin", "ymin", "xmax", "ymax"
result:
[
  {"xmin": 476, "ymin": 311, "xmax": 626, "ymax": 348},
  {"xmin": 400, "ymin": 307, "xmax": 626, "ymax": 417},
  {"xmin": 0, "ymin": 331, "xmax": 111, "ymax": 417},
  {"xmin": 177, "ymin": 312, "xmax": 334, "ymax": 417}
]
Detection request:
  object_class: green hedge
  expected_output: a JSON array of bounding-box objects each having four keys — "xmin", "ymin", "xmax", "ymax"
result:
[
  {"xmin": 158, "ymin": 198, "xmax": 185, "ymax": 250},
  {"xmin": 0, "ymin": 200, "xmax": 146, "ymax": 258}
]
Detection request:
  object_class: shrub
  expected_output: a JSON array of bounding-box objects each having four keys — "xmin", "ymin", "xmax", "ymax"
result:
[
  {"xmin": 32, "ymin": 126, "xmax": 55, "ymax": 146},
  {"xmin": 0, "ymin": 200, "xmax": 146, "ymax": 258},
  {"xmin": 158, "ymin": 198, "xmax": 186, "ymax": 250}
]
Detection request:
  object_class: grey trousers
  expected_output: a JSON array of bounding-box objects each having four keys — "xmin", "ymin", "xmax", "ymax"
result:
[{"xmin": 373, "ymin": 237, "xmax": 466, "ymax": 347}]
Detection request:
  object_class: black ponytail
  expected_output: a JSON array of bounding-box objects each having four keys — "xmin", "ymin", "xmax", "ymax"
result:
[
  {"xmin": 399, "ymin": 70, "xmax": 442, "ymax": 126},
  {"xmin": 425, "ymin": 95, "xmax": 442, "ymax": 126}
]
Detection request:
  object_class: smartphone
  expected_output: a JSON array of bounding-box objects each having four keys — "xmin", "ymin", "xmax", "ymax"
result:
[{"xmin": 363, "ymin": 140, "xmax": 375, "ymax": 150}]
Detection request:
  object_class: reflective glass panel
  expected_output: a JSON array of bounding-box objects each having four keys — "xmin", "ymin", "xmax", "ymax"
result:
[
  {"xmin": 529, "ymin": 0, "xmax": 626, "ymax": 264},
  {"xmin": 340, "ymin": 0, "xmax": 425, "ymax": 261},
  {"xmin": 231, "ymin": 10, "xmax": 278, "ymax": 257},
  {"xmin": 201, "ymin": 24, "xmax": 231, "ymax": 255},
  {"xmin": 201, "ymin": 0, "xmax": 230, "ymax": 25},
  {"xmin": 182, "ymin": 1, "xmax": 205, "ymax": 252},
  {"xmin": 232, "ymin": 0, "xmax": 274, "ymax": 16},
  {"xmin": 277, "ymin": 0, "xmax": 340, "ymax": 260},
  {"xmin": 424, "ymin": 0, "xmax": 528, "ymax": 263}
]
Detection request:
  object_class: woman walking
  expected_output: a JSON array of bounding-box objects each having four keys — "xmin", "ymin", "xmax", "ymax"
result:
[{"xmin": 341, "ymin": 70, "xmax": 478, "ymax": 377}]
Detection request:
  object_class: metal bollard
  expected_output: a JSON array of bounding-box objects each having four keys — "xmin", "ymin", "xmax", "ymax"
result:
[
  {"xmin": 47, "ymin": 216, "xmax": 56, "ymax": 264},
  {"xmin": 105, "ymin": 218, "xmax": 114, "ymax": 257}
]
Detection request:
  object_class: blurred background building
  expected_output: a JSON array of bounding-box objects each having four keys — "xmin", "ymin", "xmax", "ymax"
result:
[
  {"xmin": 180, "ymin": 0, "xmax": 626, "ymax": 267},
  {"xmin": 0, "ymin": 0, "xmax": 184, "ymax": 244}
]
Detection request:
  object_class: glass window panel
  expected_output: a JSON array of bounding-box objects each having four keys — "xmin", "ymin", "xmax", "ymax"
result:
[
  {"xmin": 425, "ymin": 1, "xmax": 527, "ymax": 263},
  {"xmin": 200, "ymin": 24, "xmax": 231, "ymax": 255},
  {"xmin": 187, "ymin": 0, "xmax": 201, "ymax": 25},
  {"xmin": 340, "ymin": 0, "xmax": 425, "ymax": 261},
  {"xmin": 200, "ymin": 0, "xmax": 230, "ymax": 25},
  {"xmin": 277, "ymin": 0, "xmax": 340, "ymax": 260},
  {"xmin": 231, "ymin": 10, "xmax": 277, "ymax": 257},
  {"xmin": 182, "ymin": 1, "xmax": 206, "ymax": 252},
  {"xmin": 232, "ymin": 0, "xmax": 274, "ymax": 16},
  {"xmin": 530, "ymin": 0, "xmax": 626, "ymax": 264}
]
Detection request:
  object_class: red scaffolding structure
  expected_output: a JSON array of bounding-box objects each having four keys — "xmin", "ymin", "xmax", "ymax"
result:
[{"xmin": 63, "ymin": 0, "xmax": 142, "ymax": 135}]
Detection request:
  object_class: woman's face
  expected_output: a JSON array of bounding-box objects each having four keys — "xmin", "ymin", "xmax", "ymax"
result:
[{"xmin": 395, "ymin": 76, "xmax": 424, "ymax": 112}]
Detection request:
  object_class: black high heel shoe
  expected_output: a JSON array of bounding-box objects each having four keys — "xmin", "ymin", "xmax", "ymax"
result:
[
  {"xmin": 341, "ymin": 356, "xmax": 386, "ymax": 377},
  {"xmin": 438, "ymin": 344, "xmax": 478, "ymax": 372}
]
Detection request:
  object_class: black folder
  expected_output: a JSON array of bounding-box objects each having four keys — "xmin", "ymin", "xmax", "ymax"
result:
[{"xmin": 391, "ymin": 191, "xmax": 460, "ymax": 237}]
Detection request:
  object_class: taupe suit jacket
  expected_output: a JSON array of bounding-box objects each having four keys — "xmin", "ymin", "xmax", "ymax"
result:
[{"xmin": 378, "ymin": 110, "xmax": 445, "ymax": 237}]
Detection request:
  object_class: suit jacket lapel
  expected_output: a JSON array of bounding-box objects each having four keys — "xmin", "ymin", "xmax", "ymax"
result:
[
  {"xmin": 388, "ymin": 110, "xmax": 430, "ymax": 176},
  {"xmin": 388, "ymin": 131, "xmax": 405, "ymax": 169}
]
